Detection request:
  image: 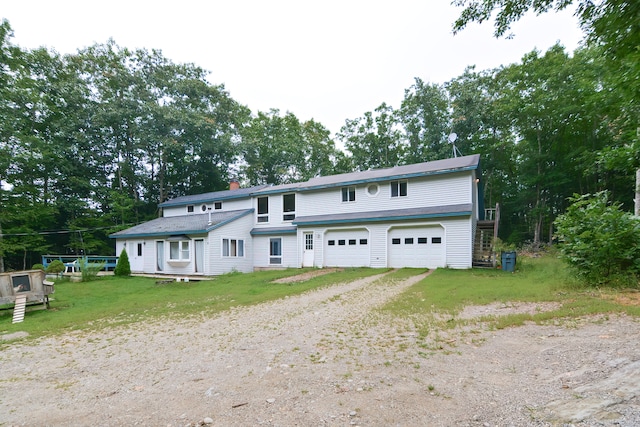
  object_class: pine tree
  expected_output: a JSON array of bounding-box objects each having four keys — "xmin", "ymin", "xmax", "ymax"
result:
[{"xmin": 114, "ymin": 248, "xmax": 131, "ymax": 276}]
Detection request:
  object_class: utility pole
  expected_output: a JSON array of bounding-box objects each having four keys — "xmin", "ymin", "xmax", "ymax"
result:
[{"xmin": 634, "ymin": 169, "xmax": 640, "ymax": 216}]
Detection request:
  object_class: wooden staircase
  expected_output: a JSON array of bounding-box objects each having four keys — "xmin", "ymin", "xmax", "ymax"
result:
[{"xmin": 473, "ymin": 204, "xmax": 500, "ymax": 268}]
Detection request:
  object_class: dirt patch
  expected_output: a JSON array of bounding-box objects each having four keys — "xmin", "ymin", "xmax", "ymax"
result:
[
  {"xmin": 1, "ymin": 271, "xmax": 638, "ymax": 426},
  {"xmin": 456, "ymin": 301, "xmax": 562, "ymax": 319},
  {"xmin": 272, "ymin": 268, "xmax": 343, "ymax": 283}
]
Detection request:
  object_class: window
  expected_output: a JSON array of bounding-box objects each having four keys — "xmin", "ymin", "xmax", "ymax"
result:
[
  {"xmin": 137, "ymin": 243, "xmax": 143, "ymax": 257},
  {"xmin": 392, "ymin": 238, "xmax": 401, "ymax": 245},
  {"xmin": 432, "ymin": 237, "xmax": 442, "ymax": 244},
  {"xmin": 366, "ymin": 184, "xmax": 379, "ymax": 196},
  {"xmin": 269, "ymin": 238, "xmax": 282, "ymax": 264},
  {"xmin": 360, "ymin": 239, "xmax": 368, "ymax": 245},
  {"xmin": 349, "ymin": 239, "xmax": 356, "ymax": 245},
  {"xmin": 214, "ymin": 201, "xmax": 222, "ymax": 210},
  {"xmin": 257, "ymin": 197, "xmax": 269, "ymax": 223},
  {"xmin": 201, "ymin": 204, "xmax": 208, "ymax": 212},
  {"xmin": 305, "ymin": 233, "xmax": 314, "ymax": 250},
  {"xmin": 328, "ymin": 240, "xmax": 336, "ymax": 246},
  {"xmin": 390, "ymin": 180, "xmax": 408, "ymax": 197},
  {"xmin": 341, "ymin": 186, "xmax": 356, "ymax": 202},
  {"xmin": 169, "ymin": 240, "xmax": 190, "ymax": 261},
  {"xmin": 404, "ymin": 238, "xmax": 414, "ymax": 245},
  {"xmin": 338, "ymin": 240, "xmax": 346, "ymax": 246},
  {"xmin": 187, "ymin": 205, "xmax": 194, "ymax": 213},
  {"xmin": 222, "ymin": 238, "xmax": 244, "ymax": 257},
  {"xmin": 418, "ymin": 237, "xmax": 428, "ymax": 244},
  {"xmin": 283, "ymin": 194, "xmax": 295, "ymax": 221}
]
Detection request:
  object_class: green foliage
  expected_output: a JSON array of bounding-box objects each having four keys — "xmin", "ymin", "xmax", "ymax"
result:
[
  {"xmin": 555, "ymin": 192, "xmax": 640, "ymax": 286},
  {"xmin": 78, "ymin": 258, "xmax": 105, "ymax": 282},
  {"xmin": 46, "ymin": 260, "xmax": 65, "ymax": 274},
  {"xmin": 114, "ymin": 249, "xmax": 131, "ymax": 277},
  {"xmin": 31, "ymin": 263, "xmax": 45, "ymax": 271}
]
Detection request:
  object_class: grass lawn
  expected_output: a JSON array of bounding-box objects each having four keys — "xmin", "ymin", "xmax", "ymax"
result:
[
  {"xmin": 381, "ymin": 254, "xmax": 640, "ymax": 334},
  {"xmin": 1, "ymin": 254, "xmax": 638, "ymax": 344},
  {"xmin": 0, "ymin": 268, "xmax": 383, "ymax": 341}
]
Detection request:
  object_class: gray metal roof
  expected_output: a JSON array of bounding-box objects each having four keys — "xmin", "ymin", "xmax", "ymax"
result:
[
  {"xmin": 158, "ymin": 185, "xmax": 269, "ymax": 207},
  {"xmin": 109, "ymin": 209, "xmax": 254, "ymax": 238},
  {"xmin": 254, "ymin": 154, "xmax": 480, "ymax": 195},
  {"xmin": 293, "ymin": 204, "xmax": 473, "ymax": 226}
]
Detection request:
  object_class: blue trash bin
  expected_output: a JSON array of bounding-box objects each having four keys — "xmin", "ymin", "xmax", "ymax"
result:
[{"xmin": 501, "ymin": 251, "xmax": 517, "ymax": 272}]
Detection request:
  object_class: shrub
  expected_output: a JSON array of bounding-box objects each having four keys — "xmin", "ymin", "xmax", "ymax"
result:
[
  {"xmin": 46, "ymin": 260, "xmax": 65, "ymax": 275},
  {"xmin": 79, "ymin": 258, "xmax": 104, "ymax": 282},
  {"xmin": 114, "ymin": 248, "xmax": 131, "ymax": 277},
  {"xmin": 555, "ymin": 191, "xmax": 640, "ymax": 286},
  {"xmin": 32, "ymin": 263, "xmax": 45, "ymax": 271}
]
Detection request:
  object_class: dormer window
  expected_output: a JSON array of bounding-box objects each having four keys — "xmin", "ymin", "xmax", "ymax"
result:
[{"xmin": 390, "ymin": 180, "xmax": 408, "ymax": 197}]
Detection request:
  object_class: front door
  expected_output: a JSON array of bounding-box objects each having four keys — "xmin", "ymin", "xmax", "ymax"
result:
[
  {"xmin": 302, "ymin": 232, "xmax": 314, "ymax": 267},
  {"xmin": 194, "ymin": 239, "xmax": 204, "ymax": 273},
  {"xmin": 129, "ymin": 241, "xmax": 144, "ymax": 272}
]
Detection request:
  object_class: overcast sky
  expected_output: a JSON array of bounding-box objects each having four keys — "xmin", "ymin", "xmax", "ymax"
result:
[{"xmin": 2, "ymin": 0, "xmax": 584, "ymax": 135}]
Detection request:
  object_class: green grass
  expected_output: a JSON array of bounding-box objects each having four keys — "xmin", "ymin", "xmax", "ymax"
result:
[
  {"xmin": 0, "ymin": 267, "xmax": 383, "ymax": 341},
  {"xmin": 381, "ymin": 255, "xmax": 640, "ymax": 333}
]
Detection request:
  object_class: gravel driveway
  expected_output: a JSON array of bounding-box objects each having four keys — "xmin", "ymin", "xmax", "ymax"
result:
[{"xmin": 1, "ymin": 270, "xmax": 639, "ymax": 426}]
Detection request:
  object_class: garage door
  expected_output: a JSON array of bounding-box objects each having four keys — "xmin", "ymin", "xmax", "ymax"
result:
[
  {"xmin": 388, "ymin": 226, "xmax": 445, "ymax": 268},
  {"xmin": 325, "ymin": 229, "xmax": 370, "ymax": 267}
]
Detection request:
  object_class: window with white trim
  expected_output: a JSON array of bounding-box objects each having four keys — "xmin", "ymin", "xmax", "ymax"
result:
[
  {"xmin": 390, "ymin": 180, "xmax": 408, "ymax": 197},
  {"xmin": 341, "ymin": 186, "xmax": 356, "ymax": 202},
  {"xmin": 283, "ymin": 193, "xmax": 295, "ymax": 221},
  {"xmin": 257, "ymin": 196, "xmax": 269, "ymax": 223},
  {"xmin": 187, "ymin": 205, "xmax": 194, "ymax": 213},
  {"xmin": 169, "ymin": 240, "xmax": 190, "ymax": 261},
  {"xmin": 269, "ymin": 238, "xmax": 282, "ymax": 265},
  {"xmin": 214, "ymin": 201, "xmax": 222, "ymax": 210},
  {"xmin": 222, "ymin": 238, "xmax": 244, "ymax": 257}
]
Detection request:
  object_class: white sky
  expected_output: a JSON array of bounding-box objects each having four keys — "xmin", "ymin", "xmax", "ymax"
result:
[{"xmin": 2, "ymin": 0, "xmax": 584, "ymax": 135}]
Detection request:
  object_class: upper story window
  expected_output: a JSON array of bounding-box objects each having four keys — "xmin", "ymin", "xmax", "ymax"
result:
[
  {"xmin": 283, "ymin": 193, "xmax": 295, "ymax": 221},
  {"xmin": 214, "ymin": 201, "xmax": 222, "ymax": 210},
  {"xmin": 390, "ymin": 180, "xmax": 408, "ymax": 197},
  {"xmin": 187, "ymin": 205, "xmax": 194, "ymax": 213},
  {"xmin": 201, "ymin": 204, "xmax": 208, "ymax": 212},
  {"xmin": 257, "ymin": 196, "xmax": 269, "ymax": 223},
  {"xmin": 341, "ymin": 186, "xmax": 356, "ymax": 202}
]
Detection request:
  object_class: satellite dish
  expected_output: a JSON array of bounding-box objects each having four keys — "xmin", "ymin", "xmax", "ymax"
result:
[{"xmin": 448, "ymin": 133, "xmax": 457, "ymax": 144}]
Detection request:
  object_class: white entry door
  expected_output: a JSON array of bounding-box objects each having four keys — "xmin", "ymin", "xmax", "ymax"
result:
[
  {"xmin": 194, "ymin": 239, "xmax": 204, "ymax": 273},
  {"xmin": 129, "ymin": 240, "xmax": 144, "ymax": 272},
  {"xmin": 302, "ymin": 232, "xmax": 314, "ymax": 267}
]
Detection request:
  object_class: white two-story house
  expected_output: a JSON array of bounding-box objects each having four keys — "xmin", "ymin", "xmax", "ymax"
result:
[{"xmin": 110, "ymin": 154, "xmax": 486, "ymax": 275}]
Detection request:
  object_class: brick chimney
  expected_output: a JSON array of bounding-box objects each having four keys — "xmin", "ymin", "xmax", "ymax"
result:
[{"xmin": 229, "ymin": 179, "xmax": 240, "ymax": 191}]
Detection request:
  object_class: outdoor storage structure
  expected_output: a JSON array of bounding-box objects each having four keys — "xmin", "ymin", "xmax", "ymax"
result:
[
  {"xmin": 0, "ymin": 269, "xmax": 54, "ymax": 308},
  {"xmin": 501, "ymin": 251, "xmax": 517, "ymax": 272}
]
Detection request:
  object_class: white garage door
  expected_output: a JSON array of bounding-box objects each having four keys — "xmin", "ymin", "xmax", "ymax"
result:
[
  {"xmin": 325, "ymin": 229, "xmax": 370, "ymax": 267},
  {"xmin": 388, "ymin": 226, "xmax": 445, "ymax": 268}
]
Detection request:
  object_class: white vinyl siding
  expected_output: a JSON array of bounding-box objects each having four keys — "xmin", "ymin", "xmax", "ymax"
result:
[
  {"xmin": 252, "ymin": 234, "xmax": 298, "ymax": 268},
  {"xmin": 208, "ymin": 213, "xmax": 254, "ymax": 275},
  {"xmin": 295, "ymin": 172, "xmax": 472, "ymax": 218},
  {"xmin": 162, "ymin": 197, "xmax": 253, "ymax": 217}
]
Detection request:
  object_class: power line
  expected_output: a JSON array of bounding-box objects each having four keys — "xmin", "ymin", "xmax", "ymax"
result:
[{"xmin": 0, "ymin": 223, "xmax": 137, "ymax": 237}]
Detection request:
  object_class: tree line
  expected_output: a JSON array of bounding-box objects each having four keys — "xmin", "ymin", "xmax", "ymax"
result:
[{"xmin": 0, "ymin": 4, "xmax": 638, "ymax": 271}]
